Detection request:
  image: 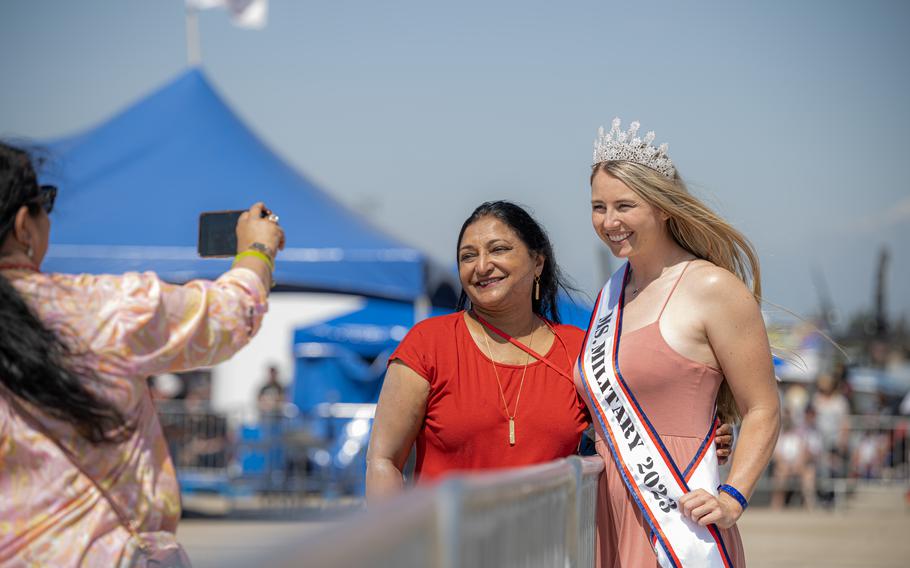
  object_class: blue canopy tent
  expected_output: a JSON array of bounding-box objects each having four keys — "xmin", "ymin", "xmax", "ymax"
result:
[
  {"xmin": 37, "ymin": 69, "xmax": 426, "ymax": 300},
  {"xmin": 291, "ymin": 298, "xmax": 417, "ymax": 412}
]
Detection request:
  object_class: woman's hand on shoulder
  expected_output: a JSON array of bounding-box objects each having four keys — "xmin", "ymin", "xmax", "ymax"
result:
[{"xmin": 715, "ymin": 422, "xmax": 734, "ymax": 465}]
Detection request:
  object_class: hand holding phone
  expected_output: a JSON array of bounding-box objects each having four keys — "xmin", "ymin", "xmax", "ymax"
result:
[{"xmin": 236, "ymin": 203, "xmax": 285, "ymax": 258}]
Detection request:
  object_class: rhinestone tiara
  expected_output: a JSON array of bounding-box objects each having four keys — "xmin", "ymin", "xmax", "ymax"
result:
[{"xmin": 592, "ymin": 117, "xmax": 676, "ymax": 178}]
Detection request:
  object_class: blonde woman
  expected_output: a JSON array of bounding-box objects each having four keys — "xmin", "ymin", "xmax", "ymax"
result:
[{"xmin": 577, "ymin": 119, "xmax": 780, "ymax": 567}]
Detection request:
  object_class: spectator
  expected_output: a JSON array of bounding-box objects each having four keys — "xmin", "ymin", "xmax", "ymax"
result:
[
  {"xmin": 812, "ymin": 373, "xmax": 850, "ymax": 481},
  {"xmin": 257, "ymin": 364, "xmax": 287, "ymax": 415},
  {"xmin": 771, "ymin": 407, "xmax": 821, "ymax": 510}
]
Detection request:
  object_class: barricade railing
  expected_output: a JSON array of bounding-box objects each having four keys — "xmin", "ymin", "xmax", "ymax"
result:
[
  {"xmin": 155, "ymin": 402, "xmax": 238, "ymax": 477},
  {"xmin": 569, "ymin": 455, "xmax": 604, "ymax": 568},
  {"xmin": 752, "ymin": 413, "xmax": 909, "ymax": 509},
  {"xmin": 841, "ymin": 414, "xmax": 909, "ymax": 483},
  {"xmin": 263, "ymin": 487, "xmax": 441, "ymax": 568},
  {"xmin": 228, "ymin": 456, "xmax": 605, "ymax": 568},
  {"xmin": 155, "ymin": 401, "xmax": 319, "ymax": 501},
  {"xmin": 446, "ymin": 460, "xmax": 577, "ymax": 568}
]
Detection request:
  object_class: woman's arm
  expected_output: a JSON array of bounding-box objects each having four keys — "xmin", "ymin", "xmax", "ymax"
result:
[
  {"xmin": 365, "ymin": 361, "xmax": 429, "ymax": 502},
  {"xmin": 679, "ymin": 268, "xmax": 781, "ymax": 528},
  {"xmin": 89, "ymin": 203, "xmax": 284, "ymax": 378}
]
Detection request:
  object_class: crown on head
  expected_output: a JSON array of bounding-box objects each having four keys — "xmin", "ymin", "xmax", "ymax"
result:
[{"xmin": 592, "ymin": 117, "xmax": 676, "ymax": 178}]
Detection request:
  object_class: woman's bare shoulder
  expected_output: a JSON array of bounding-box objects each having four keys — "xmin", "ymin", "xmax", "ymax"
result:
[{"xmin": 683, "ymin": 260, "xmax": 756, "ymax": 307}]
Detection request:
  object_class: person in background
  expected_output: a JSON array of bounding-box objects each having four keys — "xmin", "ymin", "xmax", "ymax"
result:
[
  {"xmin": 0, "ymin": 141, "xmax": 284, "ymax": 566},
  {"xmin": 258, "ymin": 363, "xmax": 287, "ymax": 415},
  {"xmin": 812, "ymin": 373, "xmax": 850, "ymax": 481},
  {"xmin": 771, "ymin": 406, "xmax": 820, "ymax": 510}
]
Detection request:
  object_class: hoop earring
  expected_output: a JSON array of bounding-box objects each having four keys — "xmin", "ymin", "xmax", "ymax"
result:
[{"xmin": 534, "ymin": 276, "xmax": 540, "ymax": 301}]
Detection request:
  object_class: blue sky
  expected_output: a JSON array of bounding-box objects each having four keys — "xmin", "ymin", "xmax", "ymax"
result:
[{"xmin": 2, "ymin": 0, "xmax": 908, "ymax": 324}]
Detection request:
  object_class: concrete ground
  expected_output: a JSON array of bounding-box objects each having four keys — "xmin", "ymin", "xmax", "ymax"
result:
[
  {"xmin": 738, "ymin": 508, "xmax": 909, "ymax": 568},
  {"xmin": 178, "ymin": 519, "xmax": 329, "ymax": 567},
  {"xmin": 178, "ymin": 497, "xmax": 910, "ymax": 567}
]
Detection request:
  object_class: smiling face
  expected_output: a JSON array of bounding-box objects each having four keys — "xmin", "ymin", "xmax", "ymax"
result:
[
  {"xmin": 458, "ymin": 215, "xmax": 543, "ymax": 312},
  {"xmin": 590, "ymin": 169, "xmax": 669, "ymax": 259}
]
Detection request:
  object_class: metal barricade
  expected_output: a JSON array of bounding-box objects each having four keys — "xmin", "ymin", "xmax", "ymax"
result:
[
  {"xmin": 755, "ymin": 413, "xmax": 909, "ymax": 509},
  {"xmin": 843, "ymin": 414, "xmax": 909, "ymax": 483},
  {"xmin": 446, "ymin": 461, "xmax": 577, "ymax": 568},
  {"xmin": 155, "ymin": 401, "xmax": 327, "ymax": 504},
  {"xmin": 251, "ymin": 456, "xmax": 607, "ymax": 568},
  {"xmin": 568, "ymin": 456, "xmax": 605, "ymax": 568},
  {"xmin": 269, "ymin": 489, "xmax": 439, "ymax": 568},
  {"xmin": 155, "ymin": 401, "xmax": 235, "ymax": 475}
]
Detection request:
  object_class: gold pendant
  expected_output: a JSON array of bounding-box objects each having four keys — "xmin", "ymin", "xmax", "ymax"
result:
[{"xmin": 509, "ymin": 418, "xmax": 516, "ymax": 445}]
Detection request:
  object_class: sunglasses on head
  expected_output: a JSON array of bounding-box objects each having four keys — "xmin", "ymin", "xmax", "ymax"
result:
[{"xmin": 29, "ymin": 184, "xmax": 57, "ymax": 214}]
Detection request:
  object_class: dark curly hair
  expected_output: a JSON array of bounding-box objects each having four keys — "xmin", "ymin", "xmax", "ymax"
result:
[
  {"xmin": 455, "ymin": 200, "xmax": 576, "ymax": 324},
  {"xmin": 0, "ymin": 141, "xmax": 126, "ymax": 443}
]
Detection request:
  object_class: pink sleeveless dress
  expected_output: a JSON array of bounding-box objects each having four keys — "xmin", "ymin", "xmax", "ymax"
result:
[{"xmin": 580, "ymin": 264, "xmax": 746, "ymax": 567}]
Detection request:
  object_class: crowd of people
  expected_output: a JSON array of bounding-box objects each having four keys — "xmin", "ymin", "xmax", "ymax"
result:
[{"xmin": 770, "ymin": 367, "xmax": 910, "ymax": 509}]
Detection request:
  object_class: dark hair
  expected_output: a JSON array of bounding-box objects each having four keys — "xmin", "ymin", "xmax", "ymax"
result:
[
  {"xmin": 455, "ymin": 200, "xmax": 575, "ymax": 324},
  {"xmin": 0, "ymin": 141, "xmax": 126, "ymax": 443}
]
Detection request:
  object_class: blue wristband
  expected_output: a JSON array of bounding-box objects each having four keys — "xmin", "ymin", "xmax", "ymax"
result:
[{"xmin": 717, "ymin": 484, "xmax": 748, "ymax": 511}]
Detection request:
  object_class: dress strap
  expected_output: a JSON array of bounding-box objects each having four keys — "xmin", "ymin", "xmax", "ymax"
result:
[{"xmin": 657, "ymin": 260, "xmax": 693, "ymax": 321}]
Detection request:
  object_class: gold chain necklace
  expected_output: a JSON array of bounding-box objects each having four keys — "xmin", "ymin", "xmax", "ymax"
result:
[{"xmin": 480, "ymin": 320, "xmax": 536, "ymax": 446}]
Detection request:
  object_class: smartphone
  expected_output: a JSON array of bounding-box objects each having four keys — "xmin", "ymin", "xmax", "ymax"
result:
[{"xmin": 198, "ymin": 210, "xmax": 244, "ymax": 257}]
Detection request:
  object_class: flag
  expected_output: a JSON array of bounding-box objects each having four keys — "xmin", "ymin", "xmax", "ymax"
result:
[{"xmin": 186, "ymin": 0, "xmax": 268, "ymax": 30}]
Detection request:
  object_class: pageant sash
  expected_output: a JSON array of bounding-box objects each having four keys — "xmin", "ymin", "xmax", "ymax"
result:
[{"xmin": 579, "ymin": 263, "xmax": 733, "ymax": 568}]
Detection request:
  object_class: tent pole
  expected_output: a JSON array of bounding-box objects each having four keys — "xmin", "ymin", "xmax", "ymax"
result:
[
  {"xmin": 414, "ymin": 294, "xmax": 430, "ymax": 324},
  {"xmin": 185, "ymin": 6, "xmax": 202, "ymax": 67}
]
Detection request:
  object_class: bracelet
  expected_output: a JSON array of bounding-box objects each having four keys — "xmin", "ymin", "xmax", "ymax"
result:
[
  {"xmin": 717, "ymin": 484, "xmax": 748, "ymax": 511},
  {"xmin": 233, "ymin": 250, "xmax": 274, "ymax": 272}
]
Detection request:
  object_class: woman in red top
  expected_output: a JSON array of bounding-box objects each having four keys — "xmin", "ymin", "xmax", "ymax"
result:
[
  {"xmin": 366, "ymin": 200, "xmax": 587, "ymax": 497},
  {"xmin": 365, "ymin": 201, "xmax": 731, "ymax": 499}
]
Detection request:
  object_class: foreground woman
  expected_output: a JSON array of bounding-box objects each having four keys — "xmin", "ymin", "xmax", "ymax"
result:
[
  {"xmin": 0, "ymin": 141, "xmax": 284, "ymax": 566},
  {"xmin": 579, "ymin": 119, "xmax": 780, "ymax": 567}
]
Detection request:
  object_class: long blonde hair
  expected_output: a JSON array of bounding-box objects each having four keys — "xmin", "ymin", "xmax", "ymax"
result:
[{"xmin": 591, "ymin": 160, "xmax": 762, "ymax": 423}]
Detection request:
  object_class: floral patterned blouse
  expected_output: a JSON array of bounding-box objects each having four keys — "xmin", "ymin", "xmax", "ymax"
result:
[{"xmin": 0, "ymin": 268, "xmax": 268, "ymax": 567}]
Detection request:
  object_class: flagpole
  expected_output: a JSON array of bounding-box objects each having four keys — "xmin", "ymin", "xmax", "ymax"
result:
[{"xmin": 185, "ymin": 6, "xmax": 202, "ymax": 66}]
